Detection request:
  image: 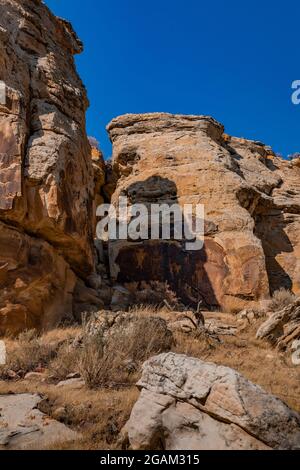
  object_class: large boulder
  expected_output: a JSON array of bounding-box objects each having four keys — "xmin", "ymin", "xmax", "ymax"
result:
[
  {"xmin": 121, "ymin": 352, "xmax": 300, "ymax": 450},
  {"xmin": 0, "ymin": 0, "xmax": 99, "ymax": 333},
  {"xmin": 107, "ymin": 113, "xmax": 300, "ymax": 311}
]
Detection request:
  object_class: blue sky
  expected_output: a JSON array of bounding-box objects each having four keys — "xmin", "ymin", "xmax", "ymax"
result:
[{"xmin": 45, "ymin": 0, "xmax": 299, "ymax": 159}]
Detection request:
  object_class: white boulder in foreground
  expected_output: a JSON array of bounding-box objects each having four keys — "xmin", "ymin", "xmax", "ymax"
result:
[{"xmin": 121, "ymin": 352, "xmax": 300, "ymax": 450}]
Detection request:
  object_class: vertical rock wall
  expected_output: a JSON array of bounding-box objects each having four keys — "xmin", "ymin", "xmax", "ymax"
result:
[{"xmin": 0, "ymin": 0, "xmax": 97, "ymax": 334}]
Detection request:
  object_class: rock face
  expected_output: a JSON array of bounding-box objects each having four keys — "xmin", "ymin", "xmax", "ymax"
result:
[
  {"xmin": 0, "ymin": 393, "xmax": 79, "ymax": 449},
  {"xmin": 0, "ymin": 0, "xmax": 97, "ymax": 333},
  {"xmin": 122, "ymin": 352, "xmax": 300, "ymax": 450},
  {"xmin": 107, "ymin": 113, "xmax": 300, "ymax": 311},
  {"xmin": 256, "ymin": 298, "xmax": 300, "ymax": 350}
]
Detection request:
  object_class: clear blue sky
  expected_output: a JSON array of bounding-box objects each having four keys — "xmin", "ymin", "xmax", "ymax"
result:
[{"xmin": 45, "ymin": 0, "xmax": 299, "ymax": 159}]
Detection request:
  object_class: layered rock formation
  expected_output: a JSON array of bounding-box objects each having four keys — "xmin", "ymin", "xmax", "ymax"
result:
[
  {"xmin": 121, "ymin": 352, "xmax": 300, "ymax": 450},
  {"xmin": 0, "ymin": 0, "xmax": 97, "ymax": 334},
  {"xmin": 107, "ymin": 113, "xmax": 300, "ymax": 311}
]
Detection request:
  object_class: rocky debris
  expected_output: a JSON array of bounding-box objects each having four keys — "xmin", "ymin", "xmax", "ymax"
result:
[
  {"xmin": 87, "ymin": 273, "xmax": 102, "ymax": 291},
  {"xmin": 5, "ymin": 370, "xmax": 20, "ymax": 380},
  {"xmin": 256, "ymin": 298, "xmax": 300, "ymax": 350},
  {"xmin": 236, "ymin": 308, "xmax": 265, "ymax": 331},
  {"xmin": 24, "ymin": 372, "xmax": 45, "ymax": 382},
  {"xmin": 79, "ymin": 308, "xmax": 235, "ymax": 343},
  {"xmin": 121, "ymin": 352, "xmax": 300, "ymax": 450},
  {"xmin": 111, "ymin": 285, "xmax": 132, "ymax": 312},
  {"xmin": 160, "ymin": 309, "xmax": 236, "ymax": 338},
  {"xmin": 166, "ymin": 310, "xmax": 204, "ymax": 334},
  {"xmin": 0, "ymin": 0, "xmax": 106, "ymax": 334},
  {"xmin": 237, "ymin": 309, "xmax": 261, "ymax": 322},
  {"xmin": 0, "ymin": 393, "xmax": 79, "ymax": 449},
  {"xmin": 52, "ymin": 406, "xmax": 68, "ymax": 422},
  {"xmin": 107, "ymin": 113, "xmax": 300, "ymax": 312},
  {"xmin": 56, "ymin": 378, "xmax": 85, "ymax": 389},
  {"xmin": 204, "ymin": 311, "xmax": 238, "ymax": 336}
]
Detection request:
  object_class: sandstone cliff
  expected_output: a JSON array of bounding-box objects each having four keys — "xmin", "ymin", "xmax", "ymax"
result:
[
  {"xmin": 1, "ymin": 1, "xmax": 299, "ymax": 333},
  {"xmin": 0, "ymin": 0, "xmax": 97, "ymax": 334},
  {"xmin": 107, "ymin": 113, "xmax": 300, "ymax": 312}
]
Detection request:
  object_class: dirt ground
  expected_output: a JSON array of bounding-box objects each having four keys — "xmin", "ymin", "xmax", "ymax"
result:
[{"xmin": 0, "ymin": 308, "xmax": 299, "ymax": 450}]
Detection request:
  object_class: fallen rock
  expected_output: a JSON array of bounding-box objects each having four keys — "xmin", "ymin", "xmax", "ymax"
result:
[
  {"xmin": 52, "ymin": 406, "xmax": 68, "ymax": 422},
  {"xmin": 87, "ymin": 274, "xmax": 102, "ymax": 291},
  {"xmin": 163, "ymin": 310, "xmax": 204, "ymax": 334},
  {"xmin": 24, "ymin": 372, "xmax": 45, "ymax": 382},
  {"xmin": 6, "ymin": 370, "xmax": 19, "ymax": 380},
  {"xmin": 256, "ymin": 298, "xmax": 300, "ymax": 350},
  {"xmin": 0, "ymin": 394, "xmax": 79, "ymax": 449},
  {"xmin": 111, "ymin": 285, "xmax": 132, "ymax": 312},
  {"xmin": 121, "ymin": 352, "xmax": 300, "ymax": 450},
  {"xmin": 56, "ymin": 378, "xmax": 85, "ymax": 389}
]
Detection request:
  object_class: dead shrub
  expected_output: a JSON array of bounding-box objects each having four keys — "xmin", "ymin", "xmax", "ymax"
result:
[
  {"xmin": 78, "ymin": 335, "xmax": 105, "ymax": 389},
  {"xmin": 269, "ymin": 288, "xmax": 297, "ymax": 311},
  {"xmin": 49, "ymin": 343, "xmax": 80, "ymax": 381},
  {"xmin": 127, "ymin": 281, "xmax": 182, "ymax": 310},
  {"xmin": 0, "ymin": 330, "xmax": 57, "ymax": 378},
  {"xmin": 79, "ymin": 316, "xmax": 173, "ymax": 389}
]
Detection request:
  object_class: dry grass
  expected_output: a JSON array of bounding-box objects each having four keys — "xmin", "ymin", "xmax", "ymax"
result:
[
  {"xmin": 0, "ymin": 308, "xmax": 299, "ymax": 450},
  {"xmin": 269, "ymin": 288, "xmax": 297, "ymax": 311},
  {"xmin": 78, "ymin": 315, "xmax": 173, "ymax": 388},
  {"xmin": 49, "ymin": 343, "xmax": 80, "ymax": 380},
  {"xmin": 0, "ymin": 315, "xmax": 172, "ymax": 388},
  {"xmin": 0, "ymin": 330, "xmax": 56, "ymax": 378},
  {"xmin": 0, "ymin": 327, "xmax": 80, "ymax": 380},
  {"xmin": 0, "ymin": 379, "xmax": 138, "ymax": 450},
  {"xmin": 173, "ymin": 321, "xmax": 300, "ymax": 413}
]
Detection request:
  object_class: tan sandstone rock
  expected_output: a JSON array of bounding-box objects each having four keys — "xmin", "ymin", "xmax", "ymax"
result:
[
  {"xmin": 121, "ymin": 352, "xmax": 300, "ymax": 450},
  {"xmin": 256, "ymin": 297, "xmax": 300, "ymax": 350},
  {"xmin": 107, "ymin": 113, "xmax": 300, "ymax": 311},
  {"xmin": 0, "ymin": 0, "xmax": 99, "ymax": 333}
]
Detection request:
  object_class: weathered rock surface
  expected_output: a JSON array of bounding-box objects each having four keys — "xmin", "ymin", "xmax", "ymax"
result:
[
  {"xmin": 77, "ymin": 309, "xmax": 174, "ymax": 351},
  {"xmin": 91, "ymin": 145, "xmax": 106, "ymax": 213},
  {"xmin": 107, "ymin": 113, "xmax": 300, "ymax": 311},
  {"xmin": 122, "ymin": 352, "xmax": 300, "ymax": 450},
  {"xmin": 256, "ymin": 298, "xmax": 300, "ymax": 350},
  {"xmin": 0, "ymin": 0, "xmax": 99, "ymax": 333},
  {"xmin": 0, "ymin": 393, "xmax": 79, "ymax": 449}
]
